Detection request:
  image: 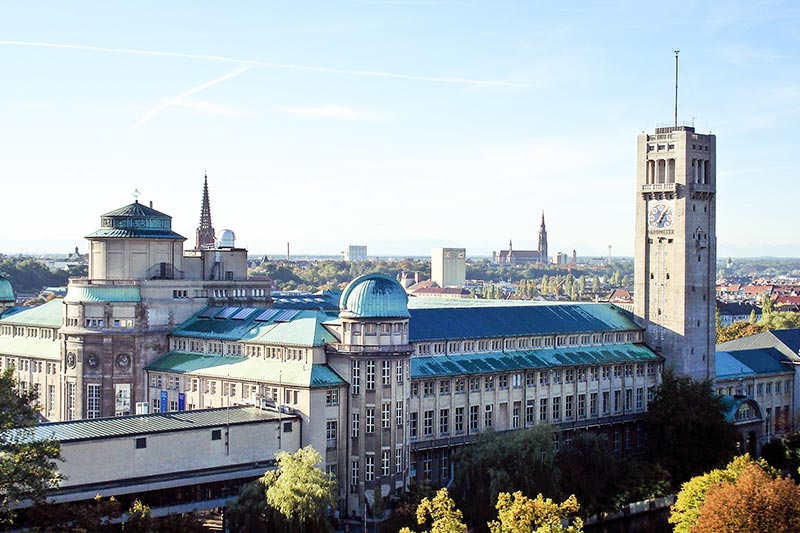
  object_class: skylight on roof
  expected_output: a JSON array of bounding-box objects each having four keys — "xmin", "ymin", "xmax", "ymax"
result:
[
  {"xmin": 198, "ymin": 306, "xmax": 224, "ymax": 318},
  {"xmin": 274, "ymin": 309, "xmax": 300, "ymax": 322},
  {"xmin": 216, "ymin": 307, "xmax": 239, "ymax": 319},
  {"xmin": 232, "ymin": 308, "xmax": 258, "ymax": 320},
  {"xmin": 255, "ymin": 309, "xmax": 280, "ymax": 322}
]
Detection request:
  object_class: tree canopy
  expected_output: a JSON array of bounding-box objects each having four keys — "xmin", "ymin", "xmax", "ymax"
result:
[
  {"xmin": 0, "ymin": 368, "xmax": 62, "ymax": 526},
  {"xmin": 643, "ymin": 370, "xmax": 737, "ymax": 486},
  {"xmin": 489, "ymin": 491, "xmax": 583, "ymax": 533},
  {"xmin": 400, "ymin": 487, "xmax": 467, "ymax": 533}
]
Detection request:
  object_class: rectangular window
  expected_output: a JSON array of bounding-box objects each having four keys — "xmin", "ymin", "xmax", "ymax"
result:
[
  {"xmin": 382, "ymin": 402, "xmax": 391, "ymax": 429},
  {"xmin": 455, "ymin": 378, "xmax": 465, "ymax": 393},
  {"xmin": 212, "ymin": 429, "xmax": 222, "ymax": 440},
  {"xmin": 366, "ymin": 407, "xmax": 375, "ymax": 433},
  {"xmin": 484, "ymin": 404, "xmax": 493, "ymax": 428},
  {"xmin": 440, "ymin": 452, "xmax": 449, "ymax": 481},
  {"xmin": 512, "ymin": 373, "xmax": 522, "ymax": 388},
  {"xmin": 409, "ymin": 412, "xmax": 418, "ymax": 438},
  {"xmin": 512, "ymin": 402, "xmax": 520, "ymax": 428},
  {"xmin": 470, "ymin": 377, "xmax": 480, "ymax": 392},
  {"xmin": 539, "ymin": 398, "xmax": 548, "ymax": 422},
  {"xmin": 469, "ymin": 405, "xmax": 479, "ymax": 432},
  {"xmin": 439, "ymin": 380, "xmax": 450, "ymax": 395},
  {"xmin": 590, "ymin": 392, "xmax": 598, "ymax": 417},
  {"xmin": 423, "ymin": 410, "xmax": 433, "ymax": 437},
  {"xmin": 396, "ymin": 446, "xmax": 403, "ymax": 473},
  {"xmin": 351, "ymin": 413, "xmax": 360, "ymax": 438},
  {"xmin": 396, "ymin": 360, "xmax": 404, "ymax": 384},
  {"xmin": 614, "ymin": 390, "xmax": 621, "ymax": 413},
  {"xmin": 552, "ymin": 396, "xmax": 561, "ymax": 421},
  {"xmin": 577, "ymin": 394, "xmax": 586, "ymax": 418},
  {"xmin": 625, "ymin": 389, "xmax": 633, "ymax": 411},
  {"xmin": 396, "ymin": 400, "xmax": 404, "ymax": 427},
  {"xmin": 498, "ymin": 375, "xmax": 508, "ymax": 389},
  {"xmin": 411, "ymin": 382, "xmax": 419, "ymax": 396},
  {"xmin": 326, "ymin": 421, "xmax": 337, "ymax": 449},
  {"xmin": 526, "ymin": 399, "xmax": 535, "ymax": 425},
  {"xmin": 603, "ymin": 391, "xmax": 610, "ymax": 415},
  {"xmin": 455, "ymin": 407, "xmax": 464, "ymax": 433},
  {"xmin": 382, "ymin": 450, "xmax": 390, "ymax": 477},
  {"xmin": 526, "ymin": 372, "xmax": 537, "ymax": 387},
  {"xmin": 552, "ymin": 370, "xmax": 562, "ymax": 384},
  {"xmin": 365, "ymin": 455, "xmax": 374, "ymax": 481},
  {"xmin": 382, "ymin": 360, "xmax": 391, "ymax": 386},
  {"xmin": 565, "ymin": 395, "xmax": 574, "ymax": 420},
  {"xmin": 135, "ymin": 437, "xmax": 147, "ymax": 449},
  {"xmin": 352, "ymin": 360, "xmax": 361, "ymax": 395},
  {"xmin": 485, "ymin": 376, "xmax": 494, "ymax": 391},
  {"xmin": 423, "ymin": 381, "xmax": 434, "ymax": 395},
  {"xmin": 86, "ymin": 383, "xmax": 101, "ymax": 419},
  {"xmin": 636, "ymin": 387, "xmax": 644, "ymax": 411},
  {"xmin": 352, "ymin": 460, "xmax": 359, "ymax": 487},
  {"xmin": 439, "ymin": 408, "xmax": 449, "ymax": 435},
  {"xmin": 366, "ymin": 360, "xmax": 375, "ymax": 390},
  {"xmin": 565, "ymin": 370, "xmax": 574, "ymax": 383},
  {"xmin": 66, "ymin": 382, "xmax": 76, "ymax": 421},
  {"xmin": 540, "ymin": 372, "xmax": 549, "ymax": 386},
  {"xmin": 325, "ymin": 389, "xmax": 339, "ymax": 406}
]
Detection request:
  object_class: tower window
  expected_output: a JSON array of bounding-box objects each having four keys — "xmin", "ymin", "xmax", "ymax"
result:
[
  {"xmin": 666, "ymin": 273, "xmax": 670, "ymax": 280},
  {"xmin": 650, "ymin": 273, "xmax": 654, "ymax": 280},
  {"xmin": 698, "ymin": 255, "xmax": 701, "ymax": 262}
]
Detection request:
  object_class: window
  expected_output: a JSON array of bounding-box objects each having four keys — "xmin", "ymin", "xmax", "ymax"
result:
[
  {"xmin": 603, "ymin": 391, "xmax": 610, "ymax": 415},
  {"xmin": 135, "ymin": 437, "xmax": 147, "ymax": 449},
  {"xmin": 455, "ymin": 378, "xmax": 465, "ymax": 393},
  {"xmin": 614, "ymin": 390, "xmax": 621, "ymax": 413},
  {"xmin": 565, "ymin": 395, "xmax": 574, "ymax": 420},
  {"xmin": 366, "ymin": 407, "xmax": 375, "ymax": 433},
  {"xmin": 396, "ymin": 401, "xmax": 404, "ymax": 427},
  {"xmin": 636, "ymin": 388, "xmax": 644, "ymax": 411},
  {"xmin": 526, "ymin": 372, "xmax": 537, "ymax": 387},
  {"xmin": 423, "ymin": 381, "xmax": 434, "ymax": 395},
  {"xmin": 539, "ymin": 398, "xmax": 548, "ymax": 421},
  {"xmin": 590, "ymin": 392, "xmax": 598, "ymax": 417},
  {"xmin": 381, "ymin": 360, "xmax": 391, "ymax": 386},
  {"xmin": 565, "ymin": 370, "xmax": 574, "ymax": 383},
  {"xmin": 396, "ymin": 446, "xmax": 403, "ymax": 473},
  {"xmin": 470, "ymin": 378, "xmax": 480, "ymax": 392},
  {"xmin": 484, "ymin": 404, "xmax": 493, "ymax": 428},
  {"xmin": 365, "ymin": 455, "xmax": 374, "ymax": 481},
  {"xmin": 484, "ymin": 376, "xmax": 494, "ymax": 391},
  {"xmin": 423, "ymin": 410, "xmax": 433, "ymax": 437},
  {"xmin": 540, "ymin": 372, "xmax": 549, "ymax": 386},
  {"xmin": 625, "ymin": 389, "xmax": 633, "ymax": 411},
  {"xmin": 326, "ymin": 389, "xmax": 339, "ymax": 406},
  {"xmin": 552, "ymin": 397, "xmax": 561, "ymax": 420},
  {"xmin": 352, "ymin": 460, "xmax": 359, "ymax": 487},
  {"xmin": 66, "ymin": 382, "xmax": 76, "ymax": 421},
  {"xmin": 439, "ymin": 408, "xmax": 449, "ymax": 435},
  {"xmin": 411, "ymin": 382, "xmax": 419, "ymax": 396},
  {"xmin": 578, "ymin": 394, "xmax": 586, "ymax": 418},
  {"xmin": 352, "ymin": 360, "xmax": 361, "ymax": 395},
  {"xmin": 526, "ymin": 399, "xmax": 535, "ymax": 425},
  {"xmin": 326, "ymin": 464, "xmax": 337, "ymax": 481},
  {"xmin": 602, "ymin": 366, "xmax": 610, "ymax": 379},
  {"xmin": 512, "ymin": 402, "xmax": 520, "ymax": 428},
  {"xmin": 396, "ymin": 360, "xmax": 404, "ymax": 384},
  {"xmin": 439, "ymin": 380, "xmax": 450, "ymax": 395},
  {"xmin": 366, "ymin": 360, "xmax": 375, "ymax": 390},
  {"xmin": 552, "ymin": 370, "xmax": 562, "ymax": 384},
  {"xmin": 440, "ymin": 452, "xmax": 449, "ymax": 481},
  {"xmin": 326, "ymin": 421, "xmax": 337, "ymax": 449},
  {"xmin": 613, "ymin": 365, "xmax": 622, "ymax": 378},
  {"xmin": 382, "ymin": 402, "xmax": 391, "ymax": 429},
  {"xmin": 86, "ymin": 384, "xmax": 101, "ymax": 419},
  {"xmin": 212, "ymin": 429, "xmax": 222, "ymax": 441},
  {"xmin": 469, "ymin": 405, "xmax": 479, "ymax": 432},
  {"xmin": 351, "ymin": 413, "xmax": 360, "ymax": 438},
  {"xmin": 409, "ymin": 412, "xmax": 418, "ymax": 438},
  {"xmin": 382, "ymin": 450, "xmax": 390, "ymax": 477},
  {"xmin": 455, "ymin": 407, "xmax": 464, "ymax": 434}
]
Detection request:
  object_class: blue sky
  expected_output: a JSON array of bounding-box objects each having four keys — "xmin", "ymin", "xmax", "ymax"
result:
[{"xmin": 1, "ymin": 1, "xmax": 798, "ymax": 258}]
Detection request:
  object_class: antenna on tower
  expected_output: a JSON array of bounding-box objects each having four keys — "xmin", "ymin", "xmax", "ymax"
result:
[{"xmin": 674, "ymin": 50, "xmax": 680, "ymax": 128}]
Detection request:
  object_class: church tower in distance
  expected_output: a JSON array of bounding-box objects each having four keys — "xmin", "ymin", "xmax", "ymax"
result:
[
  {"xmin": 196, "ymin": 173, "xmax": 215, "ymax": 250},
  {"xmin": 633, "ymin": 124, "xmax": 716, "ymax": 380},
  {"xmin": 538, "ymin": 211, "xmax": 548, "ymax": 264}
]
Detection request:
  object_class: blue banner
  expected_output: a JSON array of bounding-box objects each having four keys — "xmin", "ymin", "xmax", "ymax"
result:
[
  {"xmin": 178, "ymin": 392, "xmax": 185, "ymax": 411},
  {"xmin": 160, "ymin": 390, "xmax": 168, "ymax": 412}
]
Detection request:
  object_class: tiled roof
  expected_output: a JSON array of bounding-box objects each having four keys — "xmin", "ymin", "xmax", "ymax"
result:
[
  {"xmin": 84, "ymin": 228, "xmax": 186, "ymax": 239},
  {"xmin": 408, "ymin": 302, "xmax": 639, "ymax": 342},
  {"xmin": 716, "ymin": 301, "xmax": 758, "ymax": 315},
  {"xmin": 411, "ymin": 343, "xmax": 659, "ymax": 378},
  {"xmin": 145, "ymin": 351, "xmax": 345, "ymax": 388},
  {"xmin": 715, "ymin": 348, "xmax": 791, "ymax": 380},
  {"xmin": 172, "ymin": 307, "xmax": 338, "ymax": 346},
  {"xmin": 102, "ymin": 201, "xmax": 172, "ymax": 218},
  {"xmin": 0, "ymin": 299, "xmax": 63, "ymax": 327},
  {"xmin": 64, "ymin": 286, "xmax": 142, "ymax": 303},
  {"xmin": 21, "ymin": 406, "xmax": 288, "ymax": 443}
]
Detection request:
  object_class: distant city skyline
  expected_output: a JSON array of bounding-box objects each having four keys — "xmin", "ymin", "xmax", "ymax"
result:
[{"xmin": 2, "ymin": 1, "xmax": 799, "ymax": 258}]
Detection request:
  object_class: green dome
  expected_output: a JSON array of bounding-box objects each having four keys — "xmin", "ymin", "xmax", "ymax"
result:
[
  {"xmin": 85, "ymin": 200, "xmax": 185, "ymax": 240},
  {"xmin": 0, "ymin": 277, "xmax": 14, "ymax": 302},
  {"xmin": 340, "ymin": 273, "xmax": 410, "ymax": 319}
]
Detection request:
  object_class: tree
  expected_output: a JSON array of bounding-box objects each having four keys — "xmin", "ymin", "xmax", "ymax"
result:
[
  {"xmin": 669, "ymin": 455, "xmax": 760, "ymax": 533},
  {"xmin": 0, "ymin": 368, "xmax": 62, "ymax": 526},
  {"xmin": 488, "ymin": 491, "xmax": 583, "ymax": 533},
  {"xmin": 264, "ymin": 446, "xmax": 336, "ymax": 533},
  {"xmin": 400, "ymin": 487, "xmax": 466, "ymax": 533},
  {"xmin": 224, "ymin": 480, "xmax": 273, "ymax": 532},
  {"xmin": 556, "ymin": 432, "xmax": 618, "ymax": 515},
  {"xmin": 644, "ymin": 370, "xmax": 737, "ymax": 486}
]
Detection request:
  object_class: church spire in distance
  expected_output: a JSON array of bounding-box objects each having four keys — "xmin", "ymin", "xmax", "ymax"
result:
[
  {"xmin": 196, "ymin": 172, "xmax": 216, "ymax": 250},
  {"xmin": 538, "ymin": 211, "xmax": 548, "ymax": 265}
]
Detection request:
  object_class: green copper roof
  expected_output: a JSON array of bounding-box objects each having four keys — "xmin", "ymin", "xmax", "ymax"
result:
[
  {"xmin": 410, "ymin": 343, "xmax": 660, "ymax": 378},
  {"xmin": 172, "ymin": 307, "xmax": 338, "ymax": 346},
  {"xmin": 145, "ymin": 351, "xmax": 345, "ymax": 388},
  {"xmin": 86, "ymin": 200, "xmax": 185, "ymax": 240},
  {"xmin": 64, "ymin": 286, "xmax": 142, "ymax": 303},
  {"xmin": 719, "ymin": 395, "xmax": 762, "ymax": 424},
  {"xmin": 0, "ymin": 277, "xmax": 14, "ymax": 302},
  {"xmin": 340, "ymin": 273, "xmax": 410, "ymax": 319},
  {"xmin": 0, "ymin": 299, "xmax": 63, "ymax": 327},
  {"xmin": 409, "ymin": 302, "xmax": 639, "ymax": 342}
]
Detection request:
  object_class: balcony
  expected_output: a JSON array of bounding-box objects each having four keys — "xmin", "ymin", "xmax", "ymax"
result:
[
  {"xmin": 640, "ymin": 183, "xmax": 677, "ymax": 193},
  {"xmin": 326, "ymin": 343, "xmax": 412, "ymax": 355}
]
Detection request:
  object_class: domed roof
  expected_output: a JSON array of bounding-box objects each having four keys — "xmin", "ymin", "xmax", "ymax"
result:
[
  {"xmin": 0, "ymin": 276, "xmax": 14, "ymax": 302},
  {"xmin": 85, "ymin": 200, "xmax": 185, "ymax": 240},
  {"xmin": 216, "ymin": 229, "xmax": 236, "ymax": 248},
  {"xmin": 340, "ymin": 273, "xmax": 410, "ymax": 319}
]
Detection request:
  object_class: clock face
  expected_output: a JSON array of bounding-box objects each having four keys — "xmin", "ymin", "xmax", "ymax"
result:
[{"xmin": 648, "ymin": 203, "xmax": 674, "ymax": 228}]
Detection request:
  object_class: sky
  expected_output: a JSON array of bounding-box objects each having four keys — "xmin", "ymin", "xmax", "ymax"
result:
[{"xmin": 1, "ymin": 1, "xmax": 799, "ymax": 259}]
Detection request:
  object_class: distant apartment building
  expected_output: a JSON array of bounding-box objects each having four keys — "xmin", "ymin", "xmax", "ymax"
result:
[
  {"xmin": 345, "ymin": 245, "xmax": 367, "ymax": 262},
  {"xmin": 431, "ymin": 248, "xmax": 465, "ymax": 288}
]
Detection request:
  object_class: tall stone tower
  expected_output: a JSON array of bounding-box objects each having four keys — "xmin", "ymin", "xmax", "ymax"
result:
[
  {"xmin": 196, "ymin": 173, "xmax": 215, "ymax": 250},
  {"xmin": 538, "ymin": 211, "xmax": 548, "ymax": 264},
  {"xmin": 633, "ymin": 125, "xmax": 716, "ymax": 380}
]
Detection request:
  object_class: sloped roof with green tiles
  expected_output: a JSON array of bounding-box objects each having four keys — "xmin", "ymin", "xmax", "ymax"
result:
[
  {"xmin": 715, "ymin": 347, "xmax": 791, "ymax": 381},
  {"xmin": 410, "ymin": 343, "xmax": 660, "ymax": 378},
  {"xmin": 172, "ymin": 307, "xmax": 338, "ymax": 346},
  {"xmin": 0, "ymin": 299, "xmax": 63, "ymax": 327},
  {"xmin": 18, "ymin": 406, "xmax": 291, "ymax": 443},
  {"xmin": 64, "ymin": 285, "xmax": 141, "ymax": 303},
  {"xmin": 85, "ymin": 201, "xmax": 185, "ymax": 240},
  {"xmin": 145, "ymin": 351, "xmax": 345, "ymax": 388},
  {"xmin": 408, "ymin": 302, "xmax": 639, "ymax": 342},
  {"xmin": 0, "ymin": 277, "xmax": 14, "ymax": 302}
]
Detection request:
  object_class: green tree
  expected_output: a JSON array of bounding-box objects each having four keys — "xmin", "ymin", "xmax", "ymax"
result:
[
  {"xmin": 488, "ymin": 491, "xmax": 583, "ymax": 533},
  {"xmin": 749, "ymin": 309, "xmax": 757, "ymax": 324},
  {"xmin": 0, "ymin": 368, "xmax": 62, "ymax": 527},
  {"xmin": 225, "ymin": 479, "xmax": 273, "ymax": 532},
  {"xmin": 400, "ymin": 488, "xmax": 466, "ymax": 533},
  {"xmin": 264, "ymin": 446, "xmax": 336, "ymax": 533},
  {"xmin": 644, "ymin": 370, "xmax": 737, "ymax": 486},
  {"xmin": 556, "ymin": 432, "xmax": 618, "ymax": 515}
]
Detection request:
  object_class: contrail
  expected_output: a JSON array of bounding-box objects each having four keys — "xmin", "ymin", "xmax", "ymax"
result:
[
  {"xmin": 133, "ymin": 66, "xmax": 251, "ymax": 128},
  {"xmin": 0, "ymin": 39, "xmax": 525, "ymax": 88}
]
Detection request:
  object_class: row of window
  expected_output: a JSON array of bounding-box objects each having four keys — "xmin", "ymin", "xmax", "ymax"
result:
[
  {"xmin": 350, "ymin": 446, "xmax": 404, "ymax": 486},
  {"xmin": 1, "ymin": 325, "xmax": 57, "ymax": 339},
  {"xmin": 65, "ymin": 318, "xmax": 134, "ymax": 328},
  {"xmin": 349, "ymin": 401, "xmax": 404, "ymax": 438},
  {"xmin": 0, "ymin": 357, "xmax": 58, "ymax": 375},
  {"xmin": 716, "ymin": 379, "xmax": 793, "ymax": 398},
  {"xmin": 343, "ymin": 322, "xmax": 407, "ymax": 335},
  {"xmin": 351, "ymin": 359, "xmax": 405, "ymax": 394},
  {"xmin": 415, "ymin": 331, "xmax": 639, "ymax": 355},
  {"xmin": 408, "ymin": 388, "xmax": 651, "ymax": 440}
]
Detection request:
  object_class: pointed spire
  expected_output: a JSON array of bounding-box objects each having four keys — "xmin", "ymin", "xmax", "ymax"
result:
[{"xmin": 196, "ymin": 172, "xmax": 216, "ymax": 249}]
